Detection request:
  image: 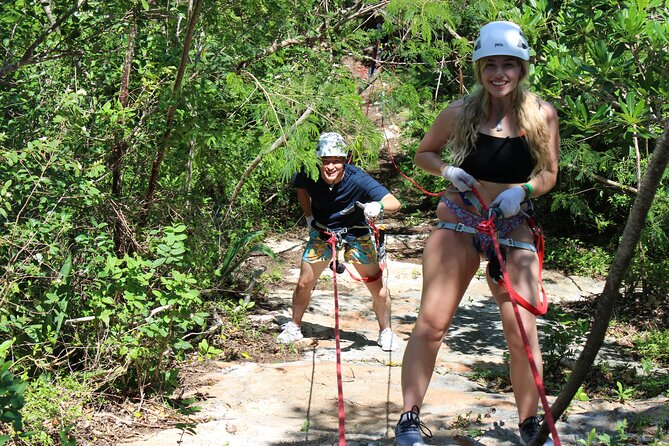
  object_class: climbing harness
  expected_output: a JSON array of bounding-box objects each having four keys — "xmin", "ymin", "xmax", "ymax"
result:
[
  {"xmin": 317, "ymin": 202, "xmax": 387, "ymax": 284},
  {"xmin": 437, "ymin": 189, "xmax": 549, "ymax": 316}
]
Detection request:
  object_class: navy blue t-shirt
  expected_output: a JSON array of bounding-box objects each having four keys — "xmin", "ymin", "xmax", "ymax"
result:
[{"xmin": 292, "ymin": 164, "xmax": 389, "ymax": 237}]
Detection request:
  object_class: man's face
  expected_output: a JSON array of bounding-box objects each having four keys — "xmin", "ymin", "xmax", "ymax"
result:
[{"xmin": 319, "ymin": 156, "xmax": 345, "ymax": 185}]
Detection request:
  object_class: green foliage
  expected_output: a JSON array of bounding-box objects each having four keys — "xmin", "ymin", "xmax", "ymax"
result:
[
  {"xmin": 221, "ymin": 298, "xmax": 257, "ymax": 328},
  {"xmin": 89, "ymin": 225, "xmax": 207, "ymax": 394},
  {"xmin": 574, "ymin": 385, "xmax": 590, "ymax": 402},
  {"xmin": 197, "ymin": 339, "xmax": 223, "ymax": 361},
  {"xmin": 19, "ymin": 372, "xmax": 96, "ymax": 446},
  {"xmin": 0, "ymin": 356, "xmax": 26, "ymax": 435},
  {"xmin": 536, "ymin": 0, "xmax": 669, "ymax": 295},
  {"xmin": 634, "ymin": 330, "xmax": 669, "ymax": 366},
  {"xmin": 541, "ymin": 309, "xmax": 590, "ymax": 376},
  {"xmin": 216, "ymin": 231, "xmax": 276, "ymax": 282},
  {"xmin": 544, "ymin": 237, "xmax": 612, "ymax": 276},
  {"xmin": 612, "ymin": 381, "xmax": 635, "ymax": 403}
]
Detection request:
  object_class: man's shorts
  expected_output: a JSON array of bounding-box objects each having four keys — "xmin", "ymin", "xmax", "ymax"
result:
[{"xmin": 302, "ymin": 228, "xmax": 377, "ymax": 264}]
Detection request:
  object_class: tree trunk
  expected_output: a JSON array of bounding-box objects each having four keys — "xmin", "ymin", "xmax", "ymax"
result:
[
  {"xmin": 111, "ymin": 12, "xmax": 137, "ymax": 256},
  {"xmin": 140, "ymin": 0, "xmax": 203, "ymax": 225},
  {"xmin": 537, "ymin": 120, "xmax": 669, "ymax": 444}
]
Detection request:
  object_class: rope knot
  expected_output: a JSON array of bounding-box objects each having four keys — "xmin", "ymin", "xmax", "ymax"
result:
[{"xmin": 476, "ymin": 218, "xmax": 496, "ymax": 235}]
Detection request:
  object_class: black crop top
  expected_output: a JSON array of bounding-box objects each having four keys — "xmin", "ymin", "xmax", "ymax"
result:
[{"xmin": 459, "ymin": 133, "xmax": 535, "ymax": 183}]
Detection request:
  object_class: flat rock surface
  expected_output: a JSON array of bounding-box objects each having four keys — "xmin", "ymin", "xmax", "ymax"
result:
[{"xmin": 119, "ymin": 232, "xmax": 668, "ymax": 446}]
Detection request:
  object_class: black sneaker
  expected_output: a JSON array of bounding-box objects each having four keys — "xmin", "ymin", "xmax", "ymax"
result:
[
  {"xmin": 519, "ymin": 416, "xmax": 554, "ymax": 446},
  {"xmin": 394, "ymin": 406, "xmax": 432, "ymax": 446}
]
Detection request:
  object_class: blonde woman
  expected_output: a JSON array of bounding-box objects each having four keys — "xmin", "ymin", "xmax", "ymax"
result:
[{"xmin": 395, "ymin": 21, "xmax": 559, "ymax": 446}]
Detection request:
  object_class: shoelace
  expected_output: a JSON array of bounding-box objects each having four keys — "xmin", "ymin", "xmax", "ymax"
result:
[{"xmin": 396, "ymin": 407, "xmax": 433, "ymax": 438}]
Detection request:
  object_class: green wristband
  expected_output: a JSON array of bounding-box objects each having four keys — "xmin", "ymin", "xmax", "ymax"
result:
[
  {"xmin": 378, "ymin": 201, "xmax": 385, "ymax": 212},
  {"xmin": 522, "ymin": 183, "xmax": 533, "ymax": 198}
]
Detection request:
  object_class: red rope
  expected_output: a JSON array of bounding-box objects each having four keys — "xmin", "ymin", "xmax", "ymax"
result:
[
  {"xmin": 381, "ymin": 114, "xmax": 444, "ymax": 197},
  {"xmin": 469, "ymin": 187, "xmax": 548, "ymax": 316},
  {"xmin": 471, "ymin": 188, "xmax": 561, "ymax": 445},
  {"xmin": 490, "ymin": 228, "xmax": 560, "ymax": 445},
  {"xmin": 327, "ymin": 234, "xmax": 347, "ymax": 446}
]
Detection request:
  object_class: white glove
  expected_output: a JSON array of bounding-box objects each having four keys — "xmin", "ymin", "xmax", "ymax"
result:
[
  {"xmin": 362, "ymin": 201, "xmax": 383, "ymax": 219},
  {"xmin": 490, "ymin": 186, "xmax": 525, "ymax": 218},
  {"xmin": 441, "ymin": 165, "xmax": 476, "ymax": 192},
  {"xmin": 306, "ymin": 215, "xmax": 314, "ymax": 228}
]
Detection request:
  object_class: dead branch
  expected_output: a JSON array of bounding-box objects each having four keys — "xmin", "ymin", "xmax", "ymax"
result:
[
  {"xmin": 110, "ymin": 200, "xmax": 143, "ymax": 253},
  {"xmin": 112, "ymin": 12, "xmax": 138, "ymax": 255},
  {"xmin": 565, "ymin": 162, "xmax": 639, "ymax": 195}
]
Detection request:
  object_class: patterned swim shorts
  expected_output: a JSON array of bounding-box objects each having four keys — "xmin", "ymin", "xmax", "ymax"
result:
[{"xmin": 302, "ymin": 228, "xmax": 378, "ymax": 264}]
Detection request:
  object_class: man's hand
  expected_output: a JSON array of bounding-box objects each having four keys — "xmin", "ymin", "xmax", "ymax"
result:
[
  {"xmin": 362, "ymin": 201, "xmax": 383, "ymax": 219},
  {"xmin": 441, "ymin": 165, "xmax": 476, "ymax": 192},
  {"xmin": 490, "ymin": 186, "xmax": 525, "ymax": 218}
]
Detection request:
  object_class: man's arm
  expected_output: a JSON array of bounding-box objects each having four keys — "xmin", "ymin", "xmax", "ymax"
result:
[{"xmin": 296, "ymin": 187, "xmax": 312, "ymax": 218}]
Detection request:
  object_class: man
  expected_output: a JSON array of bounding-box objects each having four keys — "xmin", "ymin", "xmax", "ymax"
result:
[{"xmin": 277, "ymin": 132, "xmax": 402, "ymax": 351}]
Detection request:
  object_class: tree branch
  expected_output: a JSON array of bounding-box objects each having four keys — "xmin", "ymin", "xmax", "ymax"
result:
[
  {"xmin": 235, "ymin": 0, "xmax": 389, "ymax": 71},
  {"xmin": 0, "ymin": 0, "xmax": 87, "ymax": 79},
  {"xmin": 223, "ymin": 106, "xmax": 314, "ymax": 221},
  {"xmin": 141, "ymin": 0, "xmax": 203, "ymax": 224}
]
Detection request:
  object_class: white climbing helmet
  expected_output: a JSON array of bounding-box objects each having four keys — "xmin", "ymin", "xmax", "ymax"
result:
[
  {"xmin": 315, "ymin": 132, "xmax": 348, "ymax": 157},
  {"xmin": 472, "ymin": 21, "xmax": 530, "ymax": 62}
]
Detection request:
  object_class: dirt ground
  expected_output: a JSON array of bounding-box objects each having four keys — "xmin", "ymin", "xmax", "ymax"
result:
[{"xmin": 110, "ymin": 229, "xmax": 668, "ymax": 446}]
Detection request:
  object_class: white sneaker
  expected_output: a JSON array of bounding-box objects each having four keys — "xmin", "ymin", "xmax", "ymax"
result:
[
  {"xmin": 277, "ymin": 321, "xmax": 303, "ymax": 344},
  {"xmin": 377, "ymin": 328, "xmax": 400, "ymax": 351}
]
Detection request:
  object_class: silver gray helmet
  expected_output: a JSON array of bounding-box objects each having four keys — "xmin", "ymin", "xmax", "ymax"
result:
[{"xmin": 473, "ymin": 21, "xmax": 530, "ymax": 62}]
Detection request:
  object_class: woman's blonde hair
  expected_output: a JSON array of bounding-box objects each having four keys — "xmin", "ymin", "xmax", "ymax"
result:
[{"xmin": 447, "ymin": 59, "xmax": 550, "ymax": 177}]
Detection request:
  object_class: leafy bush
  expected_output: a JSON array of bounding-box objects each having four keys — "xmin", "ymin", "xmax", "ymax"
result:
[
  {"xmin": 634, "ymin": 330, "xmax": 669, "ymax": 367},
  {"xmin": 0, "ymin": 361, "xmax": 26, "ymax": 443},
  {"xmin": 544, "ymin": 237, "xmax": 612, "ymax": 276},
  {"xmin": 19, "ymin": 373, "xmax": 95, "ymax": 446},
  {"xmin": 541, "ymin": 309, "xmax": 590, "ymax": 378}
]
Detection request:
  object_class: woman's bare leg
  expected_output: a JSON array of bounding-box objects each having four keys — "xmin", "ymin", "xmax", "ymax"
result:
[{"xmin": 400, "ymin": 228, "xmax": 480, "ymax": 412}]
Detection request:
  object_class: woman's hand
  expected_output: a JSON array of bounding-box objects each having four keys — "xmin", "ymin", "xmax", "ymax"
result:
[
  {"xmin": 441, "ymin": 165, "xmax": 476, "ymax": 192},
  {"xmin": 490, "ymin": 186, "xmax": 525, "ymax": 218}
]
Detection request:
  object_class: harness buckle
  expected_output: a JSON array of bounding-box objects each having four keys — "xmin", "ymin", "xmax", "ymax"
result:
[
  {"xmin": 499, "ymin": 238, "xmax": 538, "ymax": 253},
  {"xmin": 454, "ymin": 222, "xmax": 468, "ymax": 233},
  {"xmin": 502, "ymin": 237, "xmax": 517, "ymax": 247}
]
